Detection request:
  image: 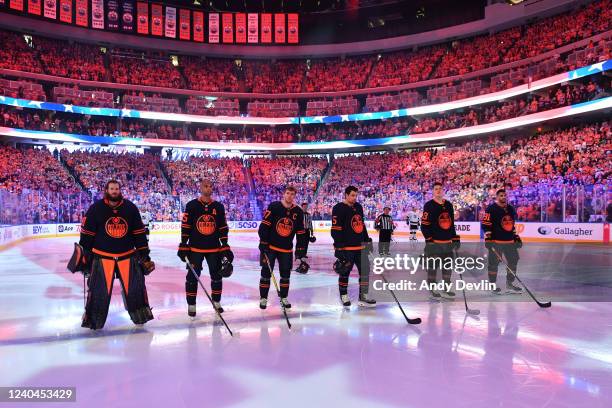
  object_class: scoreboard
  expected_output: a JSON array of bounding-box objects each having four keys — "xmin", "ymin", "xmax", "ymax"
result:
[{"xmin": 1, "ymin": 0, "xmax": 299, "ymax": 44}]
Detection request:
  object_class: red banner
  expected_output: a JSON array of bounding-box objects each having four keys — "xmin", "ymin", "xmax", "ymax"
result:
[
  {"xmin": 235, "ymin": 13, "xmax": 246, "ymax": 43},
  {"xmin": 28, "ymin": 0, "xmax": 41, "ymax": 15},
  {"xmin": 91, "ymin": 0, "xmax": 103, "ymax": 29},
  {"xmin": 75, "ymin": 0, "xmax": 87, "ymax": 26},
  {"xmin": 151, "ymin": 3, "xmax": 162, "ymax": 36},
  {"xmin": 43, "ymin": 0, "xmax": 55, "ymax": 19},
  {"xmin": 59, "ymin": 0, "xmax": 72, "ymax": 23},
  {"xmin": 248, "ymin": 13, "xmax": 259, "ymax": 43},
  {"xmin": 287, "ymin": 13, "xmax": 298, "ymax": 44},
  {"xmin": 261, "ymin": 13, "xmax": 271, "ymax": 43},
  {"xmin": 274, "ymin": 13, "xmax": 285, "ymax": 43},
  {"xmin": 208, "ymin": 13, "xmax": 219, "ymax": 43},
  {"xmin": 222, "ymin": 13, "xmax": 233, "ymax": 43},
  {"xmin": 10, "ymin": 0, "xmax": 24, "ymax": 11},
  {"xmin": 164, "ymin": 6, "xmax": 176, "ymax": 38},
  {"xmin": 136, "ymin": 1, "xmax": 148, "ymax": 34},
  {"xmin": 179, "ymin": 9, "xmax": 190, "ymax": 40},
  {"xmin": 193, "ymin": 10, "xmax": 204, "ymax": 42}
]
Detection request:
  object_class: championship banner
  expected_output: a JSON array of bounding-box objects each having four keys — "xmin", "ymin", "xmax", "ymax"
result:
[
  {"xmin": 120, "ymin": 0, "xmax": 134, "ymax": 31},
  {"xmin": 221, "ymin": 12, "xmax": 233, "ymax": 43},
  {"xmin": 43, "ymin": 0, "xmax": 56, "ymax": 19},
  {"xmin": 75, "ymin": 0, "xmax": 87, "ymax": 26},
  {"xmin": 274, "ymin": 13, "xmax": 285, "ymax": 43},
  {"xmin": 150, "ymin": 3, "xmax": 162, "ymax": 36},
  {"xmin": 91, "ymin": 0, "xmax": 104, "ymax": 29},
  {"xmin": 192, "ymin": 10, "xmax": 204, "ymax": 42},
  {"xmin": 208, "ymin": 13, "xmax": 219, "ymax": 43},
  {"xmin": 260, "ymin": 13, "xmax": 271, "ymax": 43},
  {"xmin": 235, "ymin": 13, "xmax": 246, "ymax": 43},
  {"xmin": 165, "ymin": 6, "xmax": 176, "ymax": 38},
  {"xmin": 59, "ymin": 0, "xmax": 72, "ymax": 23},
  {"xmin": 247, "ymin": 13, "xmax": 259, "ymax": 43},
  {"xmin": 287, "ymin": 13, "xmax": 298, "ymax": 43},
  {"xmin": 0, "ymin": 0, "xmax": 4, "ymax": 8},
  {"xmin": 106, "ymin": 0, "xmax": 119, "ymax": 30},
  {"xmin": 136, "ymin": 1, "xmax": 148, "ymax": 34},
  {"xmin": 28, "ymin": 0, "xmax": 41, "ymax": 15},
  {"xmin": 10, "ymin": 0, "xmax": 23, "ymax": 11},
  {"xmin": 179, "ymin": 8, "xmax": 190, "ymax": 40}
]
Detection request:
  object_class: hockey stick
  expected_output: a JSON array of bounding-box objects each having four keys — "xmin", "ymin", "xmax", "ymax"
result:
[
  {"xmin": 490, "ymin": 248, "xmax": 552, "ymax": 308},
  {"xmin": 453, "ymin": 250, "xmax": 480, "ymax": 316},
  {"xmin": 380, "ymin": 274, "xmax": 422, "ymax": 325},
  {"xmin": 83, "ymin": 273, "xmax": 86, "ymax": 308},
  {"xmin": 186, "ymin": 262, "xmax": 234, "ymax": 336},
  {"xmin": 262, "ymin": 252, "xmax": 292, "ymax": 329}
]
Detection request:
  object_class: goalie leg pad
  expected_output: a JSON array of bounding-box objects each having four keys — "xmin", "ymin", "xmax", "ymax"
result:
[
  {"xmin": 117, "ymin": 256, "xmax": 153, "ymax": 325},
  {"xmin": 81, "ymin": 257, "xmax": 115, "ymax": 330}
]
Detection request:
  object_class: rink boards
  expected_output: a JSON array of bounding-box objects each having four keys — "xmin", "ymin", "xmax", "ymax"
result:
[{"xmin": 0, "ymin": 221, "xmax": 609, "ymax": 251}]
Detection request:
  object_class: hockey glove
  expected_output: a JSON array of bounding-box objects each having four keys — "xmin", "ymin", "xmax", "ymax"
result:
[
  {"xmin": 452, "ymin": 235, "xmax": 461, "ymax": 251},
  {"xmin": 514, "ymin": 235, "xmax": 523, "ymax": 249},
  {"xmin": 221, "ymin": 247, "xmax": 234, "ymax": 263},
  {"xmin": 484, "ymin": 232, "xmax": 494, "ymax": 250},
  {"xmin": 309, "ymin": 236, "xmax": 317, "ymax": 243},
  {"xmin": 177, "ymin": 244, "xmax": 190, "ymax": 262}
]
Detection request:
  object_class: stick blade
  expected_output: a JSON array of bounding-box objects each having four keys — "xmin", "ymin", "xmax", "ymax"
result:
[{"xmin": 408, "ymin": 317, "xmax": 422, "ymax": 325}]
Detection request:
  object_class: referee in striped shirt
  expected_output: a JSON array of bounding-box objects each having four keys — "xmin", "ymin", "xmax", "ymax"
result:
[
  {"xmin": 375, "ymin": 207, "xmax": 395, "ymax": 256},
  {"xmin": 302, "ymin": 202, "xmax": 315, "ymax": 256}
]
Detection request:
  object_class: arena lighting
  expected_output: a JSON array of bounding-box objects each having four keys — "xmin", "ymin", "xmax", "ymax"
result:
[
  {"xmin": 0, "ymin": 60, "xmax": 608, "ymax": 126},
  {"xmin": 1, "ymin": 96, "xmax": 610, "ymax": 151}
]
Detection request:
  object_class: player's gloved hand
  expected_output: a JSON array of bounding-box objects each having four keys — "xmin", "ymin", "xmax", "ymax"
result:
[
  {"xmin": 259, "ymin": 242, "xmax": 270, "ymax": 267},
  {"xmin": 309, "ymin": 235, "xmax": 317, "ymax": 243},
  {"xmin": 365, "ymin": 240, "xmax": 374, "ymax": 254},
  {"xmin": 177, "ymin": 244, "xmax": 190, "ymax": 262},
  {"xmin": 514, "ymin": 235, "xmax": 523, "ymax": 249},
  {"xmin": 334, "ymin": 248, "xmax": 348, "ymax": 262},
  {"xmin": 137, "ymin": 249, "xmax": 155, "ymax": 275},
  {"xmin": 452, "ymin": 235, "xmax": 461, "ymax": 251},
  {"xmin": 141, "ymin": 260, "xmax": 156, "ymax": 275},
  {"xmin": 484, "ymin": 232, "xmax": 494, "ymax": 249},
  {"xmin": 221, "ymin": 247, "xmax": 234, "ymax": 263}
]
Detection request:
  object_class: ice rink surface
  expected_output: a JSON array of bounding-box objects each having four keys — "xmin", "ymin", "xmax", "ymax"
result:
[{"xmin": 1, "ymin": 232, "xmax": 611, "ymax": 408}]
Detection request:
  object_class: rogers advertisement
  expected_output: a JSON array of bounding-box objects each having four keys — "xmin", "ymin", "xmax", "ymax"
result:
[
  {"xmin": 192, "ymin": 10, "xmax": 203, "ymax": 42},
  {"xmin": 75, "ymin": 0, "xmax": 87, "ymax": 26},
  {"xmin": 136, "ymin": 1, "xmax": 148, "ymax": 34},
  {"xmin": 235, "ymin": 12, "xmax": 246, "ymax": 43}
]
